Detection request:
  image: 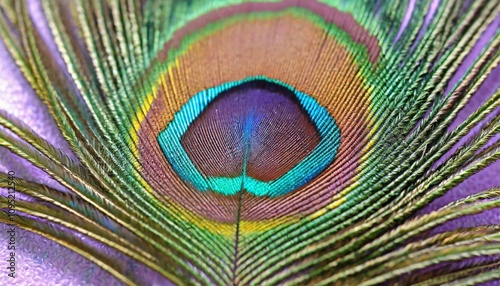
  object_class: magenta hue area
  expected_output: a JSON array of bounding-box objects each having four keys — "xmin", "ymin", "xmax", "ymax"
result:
[
  {"xmin": 0, "ymin": 1, "xmax": 498, "ymax": 285},
  {"xmin": 181, "ymin": 80, "xmax": 319, "ymax": 182}
]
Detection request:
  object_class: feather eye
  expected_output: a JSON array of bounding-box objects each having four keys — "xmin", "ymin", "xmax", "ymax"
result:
[{"xmin": 0, "ymin": 0, "xmax": 499, "ymax": 285}]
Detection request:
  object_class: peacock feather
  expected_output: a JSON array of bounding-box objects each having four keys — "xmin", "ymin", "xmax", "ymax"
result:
[{"xmin": 0, "ymin": 0, "xmax": 500, "ymax": 284}]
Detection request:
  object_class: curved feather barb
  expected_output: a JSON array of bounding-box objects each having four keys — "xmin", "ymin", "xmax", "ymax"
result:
[{"xmin": 0, "ymin": 0, "xmax": 499, "ymax": 284}]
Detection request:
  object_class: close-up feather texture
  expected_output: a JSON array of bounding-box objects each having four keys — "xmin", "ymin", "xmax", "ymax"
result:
[{"xmin": 0, "ymin": 0, "xmax": 500, "ymax": 285}]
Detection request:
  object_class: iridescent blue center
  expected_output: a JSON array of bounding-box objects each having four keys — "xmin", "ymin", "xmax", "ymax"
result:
[{"xmin": 158, "ymin": 76, "xmax": 340, "ymax": 197}]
